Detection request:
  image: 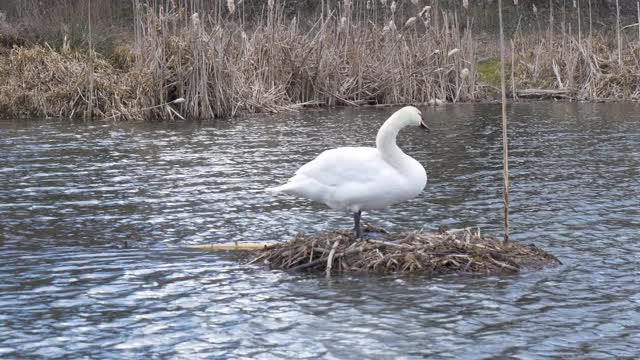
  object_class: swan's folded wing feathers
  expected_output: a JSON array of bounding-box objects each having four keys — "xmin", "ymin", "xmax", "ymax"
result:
[{"xmin": 292, "ymin": 147, "xmax": 392, "ymax": 186}]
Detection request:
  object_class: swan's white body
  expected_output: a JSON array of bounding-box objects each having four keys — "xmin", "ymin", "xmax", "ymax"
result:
[{"xmin": 267, "ymin": 106, "xmax": 428, "ymax": 214}]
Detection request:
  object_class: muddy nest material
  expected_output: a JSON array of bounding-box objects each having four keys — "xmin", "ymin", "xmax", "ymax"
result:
[{"xmin": 253, "ymin": 227, "xmax": 561, "ymax": 275}]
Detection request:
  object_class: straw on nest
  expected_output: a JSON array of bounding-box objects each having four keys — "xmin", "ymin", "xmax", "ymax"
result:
[{"xmin": 252, "ymin": 225, "xmax": 561, "ymax": 275}]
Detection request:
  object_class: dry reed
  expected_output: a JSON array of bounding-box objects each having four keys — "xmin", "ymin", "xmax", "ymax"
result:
[
  {"xmin": 254, "ymin": 226, "xmax": 561, "ymax": 275},
  {"xmin": 0, "ymin": 46, "xmax": 154, "ymax": 120},
  {"xmin": 498, "ymin": 0, "xmax": 510, "ymax": 243},
  {"xmin": 1, "ymin": 1, "xmax": 640, "ymax": 120},
  {"xmin": 510, "ymin": 31, "xmax": 640, "ymax": 101},
  {"xmin": 1, "ymin": 1, "xmax": 476, "ymax": 120}
]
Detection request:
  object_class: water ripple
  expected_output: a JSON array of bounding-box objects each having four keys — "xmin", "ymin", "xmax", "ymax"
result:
[{"xmin": 1, "ymin": 103, "xmax": 640, "ymax": 358}]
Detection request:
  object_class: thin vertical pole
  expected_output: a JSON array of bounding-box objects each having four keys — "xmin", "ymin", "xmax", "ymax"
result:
[
  {"xmin": 577, "ymin": 0, "xmax": 582, "ymax": 44},
  {"xmin": 637, "ymin": 2, "xmax": 640, "ymax": 47},
  {"xmin": 87, "ymin": 0, "xmax": 94, "ymax": 121},
  {"xmin": 549, "ymin": 0, "xmax": 554, "ymax": 51},
  {"xmin": 511, "ymin": 39, "xmax": 517, "ymax": 101},
  {"xmin": 589, "ymin": 0, "xmax": 594, "ymax": 97},
  {"xmin": 616, "ymin": 0, "xmax": 622, "ymax": 65},
  {"xmin": 498, "ymin": 0, "xmax": 510, "ymax": 243}
]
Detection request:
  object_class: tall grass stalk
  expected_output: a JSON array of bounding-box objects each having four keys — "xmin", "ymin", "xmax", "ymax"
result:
[
  {"xmin": 616, "ymin": 0, "xmax": 622, "ymax": 65},
  {"xmin": 511, "ymin": 39, "xmax": 517, "ymax": 100},
  {"xmin": 87, "ymin": 0, "xmax": 94, "ymax": 121},
  {"xmin": 549, "ymin": 0, "xmax": 554, "ymax": 51},
  {"xmin": 577, "ymin": 0, "xmax": 582, "ymax": 44},
  {"xmin": 562, "ymin": 0, "xmax": 566, "ymax": 53},
  {"xmin": 498, "ymin": 0, "xmax": 510, "ymax": 243},
  {"xmin": 589, "ymin": 0, "xmax": 593, "ymax": 46}
]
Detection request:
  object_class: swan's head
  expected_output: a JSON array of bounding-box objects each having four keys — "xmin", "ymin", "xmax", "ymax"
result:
[{"xmin": 396, "ymin": 106, "xmax": 430, "ymax": 131}]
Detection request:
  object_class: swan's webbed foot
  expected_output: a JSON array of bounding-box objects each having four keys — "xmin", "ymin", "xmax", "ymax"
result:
[{"xmin": 353, "ymin": 210, "xmax": 362, "ymax": 239}]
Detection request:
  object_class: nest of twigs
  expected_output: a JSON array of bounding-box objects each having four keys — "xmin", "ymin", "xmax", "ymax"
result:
[{"xmin": 252, "ymin": 226, "xmax": 561, "ymax": 276}]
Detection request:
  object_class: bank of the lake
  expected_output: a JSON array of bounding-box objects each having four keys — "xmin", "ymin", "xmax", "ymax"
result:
[{"xmin": 1, "ymin": 2, "xmax": 639, "ymax": 121}]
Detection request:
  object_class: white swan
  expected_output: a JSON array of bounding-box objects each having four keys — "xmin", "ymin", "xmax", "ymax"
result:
[{"xmin": 267, "ymin": 106, "xmax": 429, "ymax": 238}]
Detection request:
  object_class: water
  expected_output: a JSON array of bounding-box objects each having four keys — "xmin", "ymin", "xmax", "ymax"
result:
[{"xmin": 1, "ymin": 103, "xmax": 639, "ymax": 359}]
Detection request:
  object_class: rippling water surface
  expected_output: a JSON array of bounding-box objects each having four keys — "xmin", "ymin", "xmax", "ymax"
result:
[{"xmin": 1, "ymin": 103, "xmax": 639, "ymax": 359}]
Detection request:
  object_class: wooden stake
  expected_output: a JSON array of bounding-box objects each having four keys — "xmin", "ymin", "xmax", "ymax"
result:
[{"xmin": 498, "ymin": 0, "xmax": 510, "ymax": 243}]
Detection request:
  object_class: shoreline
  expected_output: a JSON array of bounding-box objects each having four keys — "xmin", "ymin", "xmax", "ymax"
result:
[
  {"xmin": 0, "ymin": 40, "xmax": 640, "ymax": 121},
  {"xmin": 1, "ymin": 89, "xmax": 638, "ymax": 122},
  {"xmin": 1, "ymin": 3, "xmax": 639, "ymax": 121}
]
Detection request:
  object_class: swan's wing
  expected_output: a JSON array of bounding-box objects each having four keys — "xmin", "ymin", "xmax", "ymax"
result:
[
  {"xmin": 268, "ymin": 146, "xmax": 416, "ymax": 211},
  {"xmin": 293, "ymin": 147, "xmax": 390, "ymax": 186}
]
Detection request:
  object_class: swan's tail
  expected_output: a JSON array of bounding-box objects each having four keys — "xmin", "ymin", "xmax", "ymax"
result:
[
  {"xmin": 266, "ymin": 180, "xmax": 305, "ymax": 196},
  {"xmin": 265, "ymin": 184, "xmax": 289, "ymax": 195}
]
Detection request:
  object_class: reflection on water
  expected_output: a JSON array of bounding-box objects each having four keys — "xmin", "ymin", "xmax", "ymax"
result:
[{"xmin": 1, "ymin": 103, "xmax": 640, "ymax": 358}]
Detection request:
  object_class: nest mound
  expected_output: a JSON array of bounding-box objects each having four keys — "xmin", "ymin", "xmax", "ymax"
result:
[{"xmin": 254, "ymin": 226, "xmax": 561, "ymax": 275}]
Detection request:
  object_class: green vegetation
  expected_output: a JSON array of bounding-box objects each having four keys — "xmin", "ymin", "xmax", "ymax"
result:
[{"xmin": 476, "ymin": 59, "xmax": 503, "ymax": 88}]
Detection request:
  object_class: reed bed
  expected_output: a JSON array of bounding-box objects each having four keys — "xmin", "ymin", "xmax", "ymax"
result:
[
  {"xmin": 510, "ymin": 32, "xmax": 640, "ymax": 100},
  {"xmin": 0, "ymin": 45, "xmax": 156, "ymax": 120},
  {"xmin": 0, "ymin": 1, "xmax": 475, "ymax": 120},
  {"xmin": 253, "ymin": 226, "xmax": 561, "ymax": 275},
  {"xmin": 1, "ymin": 1, "xmax": 640, "ymax": 120}
]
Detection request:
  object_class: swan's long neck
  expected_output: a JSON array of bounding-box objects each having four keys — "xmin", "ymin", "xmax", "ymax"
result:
[{"xmin": 376, "ymin": 115, "xmax": 406, "ymax": 162}]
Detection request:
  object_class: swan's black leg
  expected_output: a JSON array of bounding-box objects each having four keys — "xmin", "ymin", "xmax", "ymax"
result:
[{"xmin": 353, "ymin": 211, "xmax": 362, "ymax": 239}]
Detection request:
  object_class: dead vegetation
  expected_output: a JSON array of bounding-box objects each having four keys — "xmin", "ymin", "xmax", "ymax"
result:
[
  {"xmin": 252, "ymin": 226, "xmax": 561, "ymax": 276},
  {"xmin": 0, "ymin": 45, "xmax": 156, "ymax": 120},
  {"xmin": 510, "ymin": 32, "xmax": 640, "ymax": 101},
  {"xmin": 0, "ymin": 1, "xmax": 475, "ymax": 120},
  {"xmin": 1, "ymin": 1, "xmax": 640, "ymax": 120}
]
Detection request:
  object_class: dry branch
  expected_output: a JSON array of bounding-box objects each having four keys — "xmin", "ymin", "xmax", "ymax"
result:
[
  {"xmin": 190, "ymin": 242, "xmax": 273, "ymax": 251},
  {"xmin": 517, "ymin": 88, "xmax": 574, "ymax": 98}
]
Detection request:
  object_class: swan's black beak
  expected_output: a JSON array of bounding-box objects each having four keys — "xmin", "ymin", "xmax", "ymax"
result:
[{"xmin": 419, "ymin": 115, "xmax": 431, "ymax": 132}]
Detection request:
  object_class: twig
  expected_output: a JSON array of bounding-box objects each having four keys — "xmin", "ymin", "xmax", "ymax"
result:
[
  {"xmin": 365, "ymin": 239, "xmax": 412, "ymax": 249},
  {"xmin": 325, "ymin": 239, "xmax": 341, "ymax": 278},
  {"xmin": 100, "ymin": 98, "xmax": 185, "ymax": 121},
  {"xmin": 487, "ymin": 256, "xmax": 519, "ymax": 271},
  {"xmin": 246, "ymin": 251, "xmax": 270, "ymax": 265},
  {"xmin": 287, "ymin": 245, "xmax": 364, "ymax": 274}
]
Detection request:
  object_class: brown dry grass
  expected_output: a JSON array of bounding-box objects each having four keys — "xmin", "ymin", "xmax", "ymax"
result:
[
  {"xmin": 254, "ymin": 226, "xmax": 561, "ymax": 275},
  {"xmin": 510, "ymin": 28, "xmax": 640, "ymax": 101},
  {"xmin": 0, "ymin": 45, "xmax": 155, "ymax": 120},
  {"xmin": 1, "ymin": 1, "xmax": 640, "ymax": 121},
  {"xmin": 0, "ymin": 1, "xmax": 475, "ymax": 120},
  {"xmin": 129, "ymin": 1, "xmax": 477, "ymax": 119}
]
